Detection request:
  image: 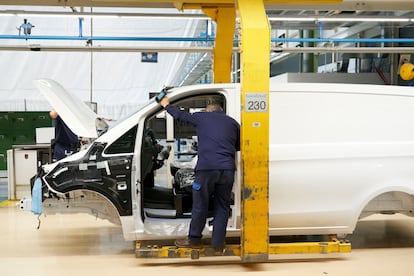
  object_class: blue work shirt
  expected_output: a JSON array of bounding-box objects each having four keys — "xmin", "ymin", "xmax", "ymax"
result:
[
  {"xmin": 165, "ymin": 105, "xmax": 240, "ymax": 171},
  {"xmin": 54, "ymin": 116, "xmax": 78, "ymax": 146}
]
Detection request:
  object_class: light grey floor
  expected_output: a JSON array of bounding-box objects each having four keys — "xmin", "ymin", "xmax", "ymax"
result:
[{"xmin": 1, "ymin": 204, "xmax": 414, "ymax": 275}]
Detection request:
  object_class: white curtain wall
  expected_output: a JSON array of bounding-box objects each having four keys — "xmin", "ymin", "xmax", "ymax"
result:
[{"xmin": 0, "ymin": 6, "xmax": 200, "ymax": 120}]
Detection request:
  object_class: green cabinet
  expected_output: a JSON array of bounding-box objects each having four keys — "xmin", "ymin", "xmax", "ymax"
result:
[{"xmin": 0, "ymin": 112, "xmax": 52, "ymax": 170}]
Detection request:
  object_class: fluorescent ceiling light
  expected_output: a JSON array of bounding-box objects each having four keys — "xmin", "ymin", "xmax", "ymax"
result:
[
  {"xmin": 318, "ymin": 17, "xmax": 410, "ymax": 22},
  {"xmin": 0, "ymin": 10, "xmax": 208, "ymax": 20},
  {"xmin": 268, "ymin": 16, "xmax": 412, "ymax": 22},
  {"xmin": 269, "ymin": 17, "xmax": 316, "ymax": 22}
]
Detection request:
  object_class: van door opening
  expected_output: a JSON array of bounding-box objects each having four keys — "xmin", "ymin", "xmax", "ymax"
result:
[{"xmin": 141, "ymin": 93, "xmax": 231, "ymax": 219}]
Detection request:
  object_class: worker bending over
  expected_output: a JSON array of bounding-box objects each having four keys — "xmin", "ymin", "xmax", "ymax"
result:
[{"xmin": 49, "ymin": 109, "xmax": 79, "ymax": 161}]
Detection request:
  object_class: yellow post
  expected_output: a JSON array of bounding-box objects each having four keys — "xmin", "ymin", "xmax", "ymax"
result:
[
  {"xmin": 203, "ymin": 6, "xmax": 236, "ymax": 83},
  {"xmin": 237, "ymin": 0, "xmax": 270, "ymax": 262}
]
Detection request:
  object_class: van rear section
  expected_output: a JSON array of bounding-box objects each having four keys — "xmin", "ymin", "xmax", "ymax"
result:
[{"xmin": 267, "ymin": 83, "xmax": 414, "ymax": 236}]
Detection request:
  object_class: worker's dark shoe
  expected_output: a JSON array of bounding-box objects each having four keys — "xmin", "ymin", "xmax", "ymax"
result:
[
  {"xmin": 213, "ymin": 246, "xmax": 224, "ymax": 256},
  {"xmin": 175, "ymin": 237, "xmax": 203, "ymax": 248}
]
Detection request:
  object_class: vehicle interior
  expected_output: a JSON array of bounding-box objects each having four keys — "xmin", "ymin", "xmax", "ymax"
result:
[{"xmin": 141, "ymin": 93, "xmax": 229, "ymax": 219}]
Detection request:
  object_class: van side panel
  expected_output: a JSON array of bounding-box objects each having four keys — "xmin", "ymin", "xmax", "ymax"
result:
[{"xmin": 268, "ymin": 86, "xmax": 414, "ymax": 235}]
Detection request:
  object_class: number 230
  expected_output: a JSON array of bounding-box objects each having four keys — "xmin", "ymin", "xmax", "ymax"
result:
[{"xmin": 247, "ymin": 100, "xmax": 266, "ymax": 111}]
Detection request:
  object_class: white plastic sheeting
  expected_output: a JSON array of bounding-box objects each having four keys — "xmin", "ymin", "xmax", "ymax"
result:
[{"xmin": 0, "ymin": 6, "xmax": 200, "ymax": 120}]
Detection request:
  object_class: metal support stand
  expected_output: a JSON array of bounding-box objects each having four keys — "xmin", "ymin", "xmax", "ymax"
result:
[{"xmin": 135, "ymin": 238, "xmax": 351, "ymax": 260}]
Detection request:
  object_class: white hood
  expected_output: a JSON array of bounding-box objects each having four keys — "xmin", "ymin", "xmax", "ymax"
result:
[{"xmin": 34, "ymin": 79, "xmax": 98, "ymax": 138}]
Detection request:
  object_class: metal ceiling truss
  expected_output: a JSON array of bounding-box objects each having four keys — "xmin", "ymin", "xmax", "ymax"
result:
[{"xmin": 0, "ymin": 0, "xmax": 413, "ymax": 11}]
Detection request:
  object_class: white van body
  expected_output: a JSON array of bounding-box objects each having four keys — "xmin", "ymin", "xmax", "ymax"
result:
[{"xmin": 34, "ymin": 79, "xmax": 414, "ymax": 241}]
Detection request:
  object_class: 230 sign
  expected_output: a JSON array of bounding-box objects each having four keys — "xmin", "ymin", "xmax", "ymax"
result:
[{"xmin": 245, "ymin": 93, "xmax": 268, "ymax": 112}]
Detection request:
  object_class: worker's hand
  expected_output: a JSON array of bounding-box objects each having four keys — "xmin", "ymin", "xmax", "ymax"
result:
[{"xmin": 160, "ymin": 96, "xmax": 170, "ymax": 108}]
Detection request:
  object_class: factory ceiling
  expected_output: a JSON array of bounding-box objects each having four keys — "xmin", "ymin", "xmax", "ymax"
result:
[{"xmin": 0, "ymin": 1, "xmax": 413, "ymax": 116}]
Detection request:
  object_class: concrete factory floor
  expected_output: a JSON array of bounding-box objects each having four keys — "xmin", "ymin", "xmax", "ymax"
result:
[{"xmin": 1, "ymin": 201, "xmax": 414, "ymax": 276}]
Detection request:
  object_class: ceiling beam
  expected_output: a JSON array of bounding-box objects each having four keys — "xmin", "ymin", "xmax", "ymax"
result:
[
  {"xmin": 0, "ymin": 45, "xmax": 213, "ymax": 52},
  {"xmin": 1, "ymin": 45, "xmax": 413, "ymax": 54},
  {"xmin": 265, "ymin": 0, "xmax": 414, "ymax": 11},
  {"xmin": 0, "ymin": 0, "xmax": 412, "ymax": 11},
  {"xmin": 273, "ymin": 46, "xmax": 414, "ymax": 54},
  {"xmin": 0, "ymin": 1, "xmax": 176, "ymax": 8}
]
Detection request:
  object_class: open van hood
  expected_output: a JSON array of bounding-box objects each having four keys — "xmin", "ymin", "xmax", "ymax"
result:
[{"xmin": 34, "ymin": 79, "xmax": 98, "ymax": 138}]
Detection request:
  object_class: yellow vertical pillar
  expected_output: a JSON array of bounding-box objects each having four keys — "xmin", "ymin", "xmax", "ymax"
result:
[
  {"xmin": 237, "ymin": 0, "xmax": 270, "ymax": 262},
  {"xmin": 203, "ymin": 6, "xmax": 236, "ymax": 83}
]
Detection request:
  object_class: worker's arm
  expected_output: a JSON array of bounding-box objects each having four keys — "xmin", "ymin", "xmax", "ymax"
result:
[{"xmin": 159, "ymin": 96, "xmax": 197, "ymax": 126}]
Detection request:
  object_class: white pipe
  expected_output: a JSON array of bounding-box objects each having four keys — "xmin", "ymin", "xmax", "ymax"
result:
[{"xmin": 1, "ymin": 45, "xmax": 413, "ymax": 54}]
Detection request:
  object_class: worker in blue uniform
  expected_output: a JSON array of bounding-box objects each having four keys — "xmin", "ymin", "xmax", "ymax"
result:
[
  {"xmin": 159, "ymin": 96, "xmax": 240, "ymax": 255},
  {"xmin": 49, "ymin": 109, "xmax": 79, "ymax": 161},
  {"xmin": 17, "ymin": 19, "xmax": 35, "ymax": 36}
]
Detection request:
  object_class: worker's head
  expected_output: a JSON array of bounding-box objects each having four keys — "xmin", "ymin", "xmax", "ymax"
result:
[
  {"xmin": 49, "ymin": 109, "xmax": 58, "ymax": 119},
  {"xmin": 205, "ymin": 104, "xmax": 223, "ymax": 112}
]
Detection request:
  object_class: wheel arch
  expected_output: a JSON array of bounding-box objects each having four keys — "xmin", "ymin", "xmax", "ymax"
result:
[
  {"xmin": 44, "ymin": 188, "xmax": 122, "ymax": 225},
  {"xmin": 354, "ymin": 185, "xmax": 414, "ymax": 224}
]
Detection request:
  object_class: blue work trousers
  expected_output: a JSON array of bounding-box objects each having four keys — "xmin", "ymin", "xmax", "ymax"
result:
[{"xmin": 189, "ymin": 170, "xmax": 234, "ymax": 247}]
